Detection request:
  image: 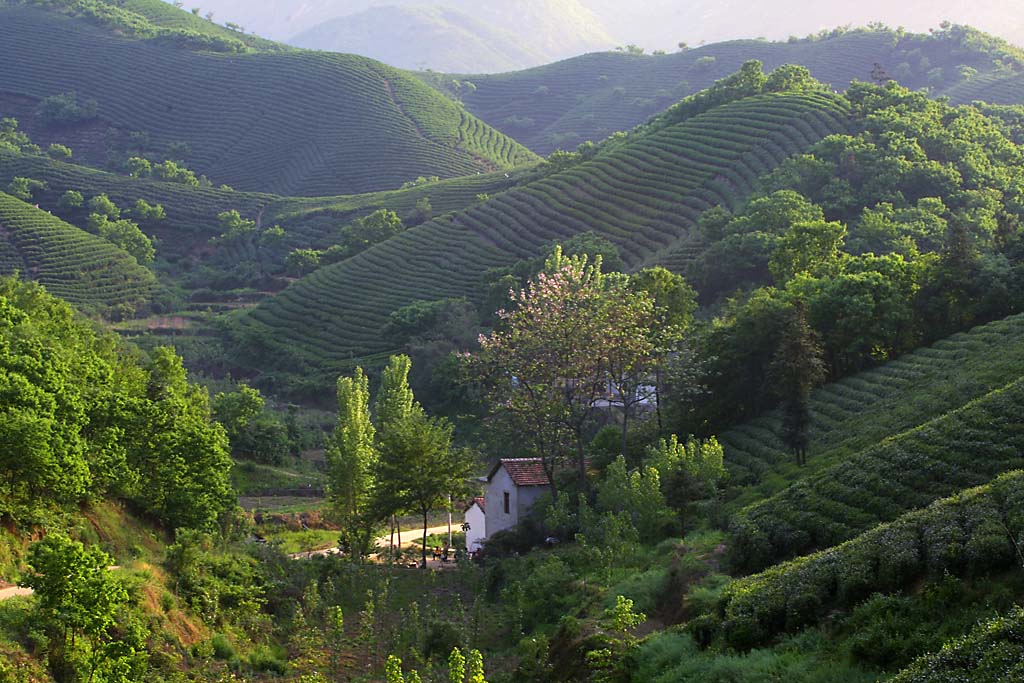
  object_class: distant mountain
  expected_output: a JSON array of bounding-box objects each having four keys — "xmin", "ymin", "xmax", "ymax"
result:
[
  {"xmin": 164, "ymin": 0, "xmax": 615, "ymax": 71},
  {"xmin": 289, "ymin": 5, "xmax": 545, "ymax": 73},
  {"xmin": 584, "ymin": 0, "xmax": 1024, "ymax": 52},
  {"xmin": 444, "ymin": 26, "xmax": 1024, "ymax": 155}
]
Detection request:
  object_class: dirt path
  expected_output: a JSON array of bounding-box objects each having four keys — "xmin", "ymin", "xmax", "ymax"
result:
[
  {"xmin": 0, "ymin": 586, "xmax": 32, "ymax": 601},
  {"xmin": 288, "ymin": 524, "xmax": 455, "ymax": 560}
]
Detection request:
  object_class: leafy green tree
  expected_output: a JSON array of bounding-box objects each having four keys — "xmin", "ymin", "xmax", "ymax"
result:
[
  {"xmin": 213, "ymin": 384, "xmax": 289, "ymax": 465},
  {"xmin": 94, "ymin": 216, "xmax": 156, "ymax": 265},
  {"xmin": 216, "ymin": 209, "xmax": 255, "ymax": 240},
  {"xmin": 375, "ymin": 355, "xmax": 417, "ymax": 431},
  {"xmin": 22, "ymin": 534, "xmax": 144, "ymax": 683},
  {"xmin": 7, "ymin": 177, "xmax": 46, "ymax": 201},
  {"xmin": 472, "ymin": 247, "xmax": 614, "ymax": 492},
  {"xmin": 36, "ymin": 92, "xmax": 98, "ymax": 127},
  {"xmin": 376, "ymin": 409, "xmax": 469, "ymax": 568},
  {"xmin": 596, "ymin": 456, "xmax": 674, "ymax": 541},
  {"xmin": 0, "ymin": 117, "xmax": 37, "ymax": 154},
  {"xmin": 342, "ymin": 209, "xmax": 404, "ymax": 254},
  {"xmin": 47, "ymin": 143, "xmax": 72, "ymax": 160},
  {"xmin": 326, "ymin": 367, "xmax": 378, "ymax": 559},
  {"xmin": 768, "ymin": 219, "xmax": 847, "ymax": 284},
  {"xmin": 125, "ymin": 157, "xmax": 152, "ymax": 178},
  {"xmin": 131, "ymin": 199, "xmax": 165, "ymax": 223},
  {"xmin": 286, "ymin": 249, "xmax": 322, "ymax": 277},
  {"xmin": 765, "ymin": 64, "xmax": 822, "ymax": 92},
  {"xmin": 88, "ymin": 194, "xmax": 120, "ymax": 220},
  {"xmin": 768, "ymin": 301, "xmax": 827, "ymax": 465},
  {"xmin": 57, "ymin": 190, "xmax": 84, "ymax": 210},
  {"xmin": 128, "ymin": 347, "xmax": 235, "ymax": 530},
  {"xmin": 646, "ymin": 434, "xmax": 725, "ymax": 514}
]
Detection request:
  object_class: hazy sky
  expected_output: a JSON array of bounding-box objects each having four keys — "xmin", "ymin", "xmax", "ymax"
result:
[
  {"xmin": 590, "ymin": 0, "xmax": 1024, "ymax": 51},
  {"xmin": 166, "ymin": 0, "xmax": 1024, "ymax": 53}
]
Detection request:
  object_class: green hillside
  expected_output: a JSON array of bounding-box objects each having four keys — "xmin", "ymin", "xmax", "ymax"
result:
[
  {"xmin": 0, "ymin": 191, "xmax": 156, "ymax": 315},
  {"xmin": 445, "ymin": 26, "xmax": 1023, "ymax": 154},
  {"xmin": 718, "ymin": 468, "xmax": 1024, "ymax": 649},
  {"xmin": 0, "ymin": 4, "xmax": 537, "ymax": 196},
  {"xmin": 729, "ymin": 376, "xmax": 1024, "ymax": 571},
  {"xmin": 721, "ymin": 313, "xmax": 1024, "ymax": 502},
  {"xmin": 0, "ymin": 147, "xmax": 522, "ymax": 259},
  {"xmin": 943, "ymin": 71, "xmax": 1024, "ymax": 106},
  {"xmin": 229, "ymin": 89, "xmax": 851, "ymax": 380}
]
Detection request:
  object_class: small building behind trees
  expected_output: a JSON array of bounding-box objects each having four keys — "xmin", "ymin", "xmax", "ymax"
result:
[
  {"xmin": 469, "ymin": 458, "xmax": 551, "ymax": 549},
  {"xmin": 464, "ymin": 497, "xmax": 486, "ymax": 552}
]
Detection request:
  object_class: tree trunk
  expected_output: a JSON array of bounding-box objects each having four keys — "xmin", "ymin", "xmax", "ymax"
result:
[
  {"xmin": 655, "ymin": 369, "xmax": 663, "ymax": 434},
  {"xmin": 421, "ymin": 508, "xmax": 429, "ymax": 569},
  {"xmin": 620, "ymin": 402, "xmax": 630, "ymax": 460},
  {"xmin": 576, "ymin": 431, "xmax": 587, "ymax": 490}
]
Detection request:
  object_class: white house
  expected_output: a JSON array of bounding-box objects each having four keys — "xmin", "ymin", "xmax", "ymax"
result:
[
  {"xmin": 464, "ymin": 497, "xmax": 486, "ymax": 552},
  {"xmin": 480, "ymin": 458, "xmax": 550, "ymax": 542}
]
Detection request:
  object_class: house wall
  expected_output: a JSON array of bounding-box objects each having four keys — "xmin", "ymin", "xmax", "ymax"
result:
[
  {"xmin": 517, "ymin": 485, "xmax": 546, "ymax": 521},
  {"xmin": 484, "ymin": 466, "xmax": 519, "ymax": 537},
  {"xmin": 465, "ymin": 504, "xmax": 486, "ymax": 552}
]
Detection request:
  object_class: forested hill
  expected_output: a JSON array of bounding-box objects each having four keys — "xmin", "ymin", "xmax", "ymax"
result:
[
  {"xmin": 442, "ymin": 25, "xmax": 1024, "ymax": 154},
  {"xmin": 0, "ymin": 3, "xmax": 538, "ymax": 196}
]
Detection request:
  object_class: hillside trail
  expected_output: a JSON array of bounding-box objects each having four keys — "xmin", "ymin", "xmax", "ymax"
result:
[
  {"xmin": 288, "ymin": 524, "xmax": 454, "ymax": 560},
  {"xmin": 0, "ymin": 586, "xmax": 32, "ymax": 601}
]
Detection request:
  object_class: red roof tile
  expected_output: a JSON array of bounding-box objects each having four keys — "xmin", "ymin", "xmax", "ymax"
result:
[
  {"xmin": 488, "ymin": 458, "xmax": 549, "ymax": 487},
  {"xmin": 466, "ymin": 496, "xmax": 485, "ymax": 513}
]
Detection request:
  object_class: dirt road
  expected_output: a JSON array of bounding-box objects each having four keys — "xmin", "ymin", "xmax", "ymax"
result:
[
  {"xmin": 288, "ymin": 524, "xmax": 455, "ymax": 560},
  {"xmin": 0, "ymin": 586, "xmax": 32, "ymax": 601}
]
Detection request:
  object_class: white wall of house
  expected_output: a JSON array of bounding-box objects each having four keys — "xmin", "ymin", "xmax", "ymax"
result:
[
  {"xmin": 465, "ymin": 503, "xmax": 486, "ymax": 552},
  {"xmin": 484, "ymin": 465, "xmax": 520, "ymax": 537},
  {"xmin": 517, "ymin": 484, "xmax": 545, "ymax": 521}
]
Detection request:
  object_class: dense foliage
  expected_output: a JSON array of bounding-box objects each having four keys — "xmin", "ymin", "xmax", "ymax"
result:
[
  {"xmin": 717, "ymin": 470, "xmax": 1024, "ymax": 649},
  {"xmin": 688, "ymin": 81, "xmax": 1024, "ymax": 428},
  {"xmin": 0, "ymin": 276, "xmax": 233, "ymax": 530}
]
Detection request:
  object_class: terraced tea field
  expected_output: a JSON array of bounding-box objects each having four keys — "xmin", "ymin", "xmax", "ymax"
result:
[
  {"xmin": 0, "ymin": 6, "xmax": 537, "ymax": 196},
  {"xmin": 0, "ymin": 149, "xmax": 528, "ymax": 259},
  {"xmin": 722, "ymin": 313, "xmax": 1024, "ymax": 507},
  {"xmin": 721, "ymin": 468, "xmax": 1024, "ymax": 646},
  {"xmin": 944, "ymin": 71, "xmax": 1024, "ymax": 106},
  {"xmin": 454, "ymin": 30, "xmax": 1008, "ymax": 154},
  {"xmin": 0, "ymin": 192, "xmax": 156, "ymax": 314},
  {"xmin": 729, "ymin": 375, "xmax": 1024, "ymax": 570},
  {"xmin": 231, "ymin": 91, "xmax": 851, "ymax": 378}
]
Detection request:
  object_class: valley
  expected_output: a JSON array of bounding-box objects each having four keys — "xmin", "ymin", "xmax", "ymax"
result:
[{"xmin": 2, "ymin": 2, "xmax": 1024, "ymax": 682}]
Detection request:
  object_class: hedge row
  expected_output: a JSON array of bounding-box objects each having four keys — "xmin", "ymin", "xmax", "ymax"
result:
[
  {"xmin": 889, "ymin": 606, "xmax": 1024, "ymax": 683},
  {"xmin": 717, "ymin": 470, "xmax": 1024, "ymax": 650},
  {"xmin": 729, "ymin": 376, "xmax": 1024, "ymax": 572},
  {"xmin": 0, "ymin": 190, "xmax": 155, "ymax": 313},
  {"xmin": 721, "ymin": 313, "xmax": 1024, "ymax": 504}
]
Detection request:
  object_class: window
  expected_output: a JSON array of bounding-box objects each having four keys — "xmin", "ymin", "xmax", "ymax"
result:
[{"xmin": 503, "ymin": 491, "xmax": 510, "ymax": 514}]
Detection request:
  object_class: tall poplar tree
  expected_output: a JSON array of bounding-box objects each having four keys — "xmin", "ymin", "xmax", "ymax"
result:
[
  {"xmin": 374, "ymin": 354, "xmax": 419, "ymax": 548},
  {"xmin": 327, "ymin": 367, "xmax": 378, "ymax": 559}
]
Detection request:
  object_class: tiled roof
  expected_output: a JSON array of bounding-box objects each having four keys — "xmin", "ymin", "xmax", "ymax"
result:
[
  {"xmin": 466, "ymin": 496, "xmax": 485, "ymax": 513},
  {"xmin": 488, "ymin": 458, "xmax": 549, "ymax": 487}
]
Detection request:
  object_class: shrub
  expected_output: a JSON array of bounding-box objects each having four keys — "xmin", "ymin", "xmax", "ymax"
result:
[
  {"xmin": 718, "ymin": 470, "xmax": 1024, "ymax": 649},
  {"xmin": 36, "ymin": 92, "xmax": 98, "ymax": 127}
]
